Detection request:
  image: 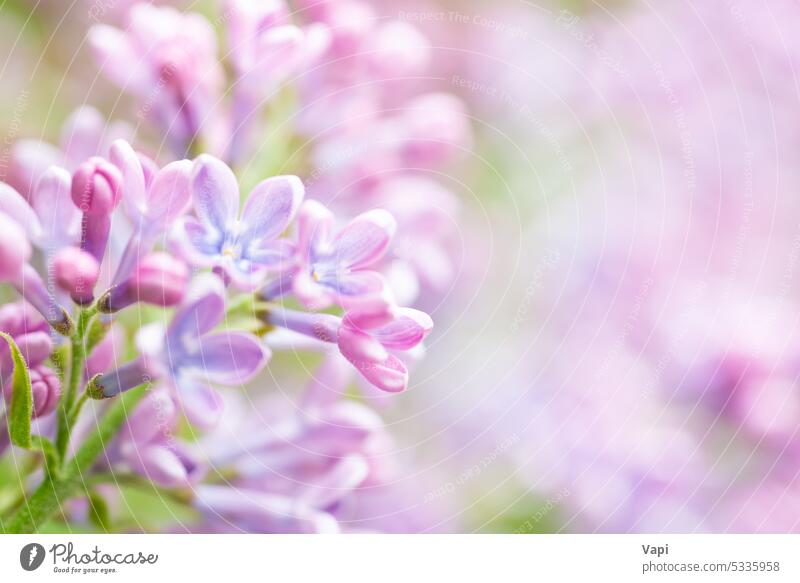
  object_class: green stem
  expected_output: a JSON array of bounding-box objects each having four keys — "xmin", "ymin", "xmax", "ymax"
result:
[
  {"xmin": 4, "ymin": 386, "xmax": 145, "ymax": 534},
  {"xmin": 55, "ymin": 307, "xmax": 96, "ymax": 464}
]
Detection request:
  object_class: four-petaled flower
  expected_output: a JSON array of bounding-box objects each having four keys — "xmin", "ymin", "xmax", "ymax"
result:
[{"xmin": 172, "ymin": 155, "xmax": 303, "ymax": 290}]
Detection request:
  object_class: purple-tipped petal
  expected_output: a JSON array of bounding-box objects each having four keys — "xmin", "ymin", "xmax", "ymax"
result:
[
  {"xmin": 175, "ymin": 377, "xmax": 224, "ymax": 429},
  {"xmin": 191, "ymin": 155, "xmax": 240, "ymax": 232},
  {"xmin": 331, "ymin": 209, "xmax": 396, "ymax": 270},
  {"xmin": 241, "ymin": 175, "xmax": 304, "ymax": 243},
  {"xmin": 373, "ymin": 308, "xmax": 433, "ymax": 350},
  {"xmin": 189, "ymin": 331, "xmax": 269, "ymax": 385}
]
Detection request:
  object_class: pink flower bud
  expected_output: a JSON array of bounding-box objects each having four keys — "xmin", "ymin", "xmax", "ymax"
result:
[
  {"xmin": 53, "ymin": 247, "xmax": 100, "ymax": 305},
  {"xmin": 71, "ymin": 157, "xmax": 122, "ymax": 216},
  {"xmin": 29, "ymin": 365, "xmax": 61, "ymax": 418},
  {"xmin": 132, "ymin": 252, "xmax": 189, "ymax": 307}
]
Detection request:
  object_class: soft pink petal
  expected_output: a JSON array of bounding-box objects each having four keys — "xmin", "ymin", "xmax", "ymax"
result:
[{"xmin": 332, "ymin": 209, "xmax": 396, "ymax": 270}]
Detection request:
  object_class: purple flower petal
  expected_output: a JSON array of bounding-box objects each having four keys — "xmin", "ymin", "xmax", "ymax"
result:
[
  {"xmin": 240, "ymin": 175, "xmax": 304, "ymax": 243},
  {"xmin": 373, "ymin": 308, "xmax": 433, "ymax": 350},
  {"xmin": 297, "ymin": 200, "xmax": 334, "ymax": 258},
  {"xmin": 170, "ymin": 216, "xmax": 222, "ymax": 268},
  {"xmin": 191, "ymin": 155, "xmax": 240, "ymax": 233},
  {"xmin": 248, "ymin": 239, "xmax": 296, "ymax": 269},
  {"xmin": 166, "ymin": 274, "xmax": 225, "ymax": 349},
  {"xmin": 338, "ymin": 325, "xmax": 388, "ymax": 365},
  {"xmin": 126, "ymin": 444, "xmax": 195, "ymax": 488},
  {"xmin": 175, "ymin": 377, "xmax": 224, "ymax": 429},
  {"xmin": 188, "ymin": 331, "xmax": 269, "ymax": 385},
  {"xmin": 145, "ymin": 159, "xmax": 192, "ymax": 227},
  {"xmin": 321, "ymin": 271, "xmax": 393, "ymax": 310},
  {"xmin": 331, "ymin": 209, "xmax": 396, "ymax": 270}
]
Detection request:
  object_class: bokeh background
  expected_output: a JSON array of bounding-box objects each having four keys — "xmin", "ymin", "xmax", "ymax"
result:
[{"xmin": 2, "ymin": 0, "xmax": 800, "ymax": 532}]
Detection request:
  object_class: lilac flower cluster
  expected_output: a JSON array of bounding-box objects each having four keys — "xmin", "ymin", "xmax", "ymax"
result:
[{"xmin": 0, "ymin": 0, "xmax": 464, "ymax": 534}]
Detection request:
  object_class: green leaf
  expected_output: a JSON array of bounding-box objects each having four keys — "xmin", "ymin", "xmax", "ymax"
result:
[
  {"xmin": 0, "ymin": 332, "xmax": 32, "ymax": 449},
  {"xmin": 87, "ymin": 491, "xmax": 112, "ymax": 532}
]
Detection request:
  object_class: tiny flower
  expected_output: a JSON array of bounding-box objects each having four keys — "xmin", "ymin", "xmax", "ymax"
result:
[
  {"xmin": 53, "ymin": 247, "xmax": 100, "ymax": 305},
  {"xmin": 90, "ymin": 275, "xmax": 269, "ymax": 429},
  {"xmin": 276, "ymin": 200, "xmax": 396, "ymax": 310},
  {"xmin": 29, "ymin": 366, "xmax": 61, "ymax": 418},
  {"xmin": 71, "ymin": 156, "xmax": 123, "ymax": 263},
  {"xmin": 100, "ymin": 252, "xmax": 189, "ymax": 313},
  {"xmin": 172, "ymin": 155, "xmax": 303, "ymax": 290}
]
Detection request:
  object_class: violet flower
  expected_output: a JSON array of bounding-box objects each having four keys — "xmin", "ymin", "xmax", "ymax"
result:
[
  {"xmin": 100, "ymin": 252, "xmax": 189, "ymax": 313},
  {"xmin": 171, "ymin": 155, "xmax": 303, "ymax": 290},
  {"xmin": 193, "ymin": 390, "xmax": 387, "ymax": 533},
  {"xmin": 90, "ymin": 275, "xmax": 268, "ymax": 429},
  {"xmin": 262, "ymin": 200, "xmax": 395, "ymax": 310},
  {"xmin": 107, "ymin": 388, "xmax": 203, "ymax": 488}
]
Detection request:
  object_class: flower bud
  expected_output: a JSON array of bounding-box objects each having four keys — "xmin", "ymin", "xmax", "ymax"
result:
[
  {"xmin": 29, "ymin": 365, "xmax": 61, "ymax": 418},
  {"xmin": 53, "ymin": 247, "xmax": 100, "ymax": 305},
  {"xmin": 132, "ymin": 252, "xmax": 189, "ymax": 307},
  {"xmin": 71, "ymin": 157, "xmax": 122, "ymax": 216}
]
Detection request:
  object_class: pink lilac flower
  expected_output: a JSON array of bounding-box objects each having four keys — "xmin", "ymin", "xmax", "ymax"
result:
[
  {"xmin": 28, "ymin": 366, "xmax": 61, "ymax": 419},
  {"xmin": 192, "ymin": 389, "xmax": 388, "ymax": 533},
  {"xmin": 89, "ymin": 4, "xmax": 224, "ymax": 155},
  {"xmin": 263, "ymin": 305, "xmax": 432, "ymax": 392},
  {"xmin": 262, "ymin": 200, "xmax": 395, "ymax": 310},
  {"xmin": 171, "ymin": 155, "xmax": 303, "ymax": 291},
  {"xmin": 90, "ymin": 275, "xmax": 268, "ymax": 429}
]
